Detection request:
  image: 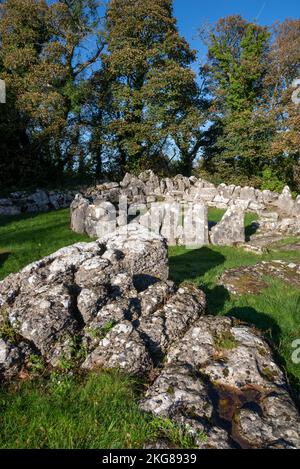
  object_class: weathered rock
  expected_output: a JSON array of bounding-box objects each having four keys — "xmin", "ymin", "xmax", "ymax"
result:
[
  {"xmin": 141, "ymin": 316, "xmax": 300, "ymax": 449},
  {"xmin": 180, "ymin": 202, "xmax": 209, "ymax": 248},
  {"xmin": 210, "ymin": 206, "xmax": 245, "ymax": 246},
  {"xmin": 0, "ymin": 199, "xmax": 21, "ymax": 216},
  {"xmin": 0, "ymin": 225, "xmax": 169, "ymax": 368},
  {"xmin": 0, "ymin": 339, "xmax": 33, "ymax": 380},
  {"xmin": 0, "ymin": 189, "xmax": 75, "ymax": 216},
  {"xmin": 219, "ymin": 260, "xmax": 300, "ymax": 295},
  {"xmin": 160, "ymin": 202, "xmax": 182, "ymax": 246},
  {"xmin": 82, "ymin": 321, "xmax": 152, "ymax": 376},
  {"xmin": 100, "ymin": 223, "xmax": 169, "ymax": 290},
  {"xmin": 276, "ymin": 186, "xmax": 295, "ymax": 216},
  {"xmin": 70, "ymin": 194, "xmax": 90, "ymax": 234},
  {"xmin": 137, "ymin": 283, "xmax": 207, "ymax": 360}
]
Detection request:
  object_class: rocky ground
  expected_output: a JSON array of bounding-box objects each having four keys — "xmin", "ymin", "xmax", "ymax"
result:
[
  {"xmin": 1, "ymin": 223, "xmax": 300, "ymax": 449},
  {"xmin": 219, "ymin": 260, "xmax": 300, "ymax": 295}
]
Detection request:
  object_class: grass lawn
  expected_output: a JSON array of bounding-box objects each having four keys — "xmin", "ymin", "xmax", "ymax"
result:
[
  {"xmin": 0, "ymin": 207, "xmax": 300, "ymax": 447},
  {"xmin": 0, "ymin": 370, "xmax": 195, "ymax": 449},
  {"xmin": 0, "ymin": 371, "xmax": 154, "ymax": 449},
  {"xmin": 0, "ymin": 209, "xmax": 91, "ymax": 280}
]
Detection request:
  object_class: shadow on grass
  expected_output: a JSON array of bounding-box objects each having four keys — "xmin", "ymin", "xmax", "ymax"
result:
[
  {"xmin": 226, "ymin": 306, "xmax": 281, "ymax": 346},
  {"xmin": 0, "ymin": 251, "xmax": 10, "ymax": 269},
  {"xmin": 0, "ymin": 220, "xmax": 69, "ymax": 246},
  {"xmin": 169, "ymin": 247, "xmax": 225, "ymax": 282},
  {"xmin": 203, "ymin": 285, "xmax": 231, "ymax": 315},
  {"xmin": 245, "ymin": 222, "xmax": 259, "ymax": 241},
  {"xmin": 169, "ymin": 247, "xmax": 231, "ymax": 313},
  {"xmin": 0, "ymin": 211, "xmax": 42, "ymax": 227}
]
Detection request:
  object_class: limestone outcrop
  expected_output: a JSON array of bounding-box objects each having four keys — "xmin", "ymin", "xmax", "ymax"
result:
[
  {"xmin": 0, "ymin": 225, "xmax": 300, "ymax": 449},
  {"xmin": 0, "ymin": 224, "xmax": 169, "ymax": 371},
  {"xmin": 141, "ymin": 316, "xmax": 300, "ymax": 449}
]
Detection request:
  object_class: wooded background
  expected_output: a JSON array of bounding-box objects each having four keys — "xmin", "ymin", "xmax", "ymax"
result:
[{"xmin": 0, "ymin": 0, "xmax": 299, "ymax": 192}]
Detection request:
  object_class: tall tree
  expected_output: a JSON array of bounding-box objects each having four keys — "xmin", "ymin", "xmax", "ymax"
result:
[
  {"xmin": 103, "ymin": 0, "xmax": 203, "ymax": 175},
  {"xmin": 200, "ymin": 16, "xmax": 271, "ymax": 178},
  {"xmin": 0, "ymin": 0, "xmax": 50, "ymax": 187},
  {"xmin": 266, "ymin": 19, "xmax": 300, "ymax": 189},
  {"xmin": 0, "ymin": 0, "xmax": 105, "ymax": 188}
]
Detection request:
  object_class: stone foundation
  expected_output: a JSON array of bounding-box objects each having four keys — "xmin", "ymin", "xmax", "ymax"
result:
[
  {"xmin": 0, "ymin": 189, "xmax": 76, "ymax": 216},
  {"xmin": 70, "ymin": 171, "xmax": 300, "ymax": 246}
]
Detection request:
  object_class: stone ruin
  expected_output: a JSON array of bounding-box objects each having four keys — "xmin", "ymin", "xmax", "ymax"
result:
[
  {"xmin": 1, "ymin": 223, "xmax": 300, "ymax": 449},
  {"xmin": 0, "ymin": 189, "xmax": 76, "ymax": 216},
  {"xmin": 2, "ymin": 170, "xmax": 299, "ymax": 248},
  {"xmin": 70, "ymin": 170, "xmax": 300, "ymax": 248}
]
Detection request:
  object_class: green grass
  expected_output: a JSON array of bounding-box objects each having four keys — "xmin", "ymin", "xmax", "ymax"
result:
[
  {"xmin": 0, "ymin": 207, "xmax": 300, "ymax": 448},
  {"xmin": 169, "ymin": 244, "xmax": 300, "ymax": 395},
  {"xmin": 0, "ymin": 370, "xmax": 198, "ymax": 449},
  {"xmin": 269, "ymin": 236, "xmax": 300, "ymax": 250},
  {"xmin": 0, "ymin": 372, "xmax": 150, "ymax": 449},
  {"xmin": 0, "ymin": 209, "xmax": 91, "ymax": 280}
]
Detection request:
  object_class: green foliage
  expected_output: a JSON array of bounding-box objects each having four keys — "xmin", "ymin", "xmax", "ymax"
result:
[
  {"xmin": 261, "ymin": 168, "xmax": 286, "ymax": 193},
  {"xmin": 214, "ymin": 331, "xmax": 237, "ymax": 351},
  {"xmin": 204, "ymin": 16, "xmax": 272, "ymax": 176},
  {"xmin": 1, "ymin": 4, "xmax": 299, "ymax": 186},
  {"xmin": 99, "ymin": 320, "xmax": 116, "ymax": 339},
  {"xmin": 200, "ymin": 16, "xmax": 300, "ymax": 189},
  {"xmin": 57, "ymin": 336, "xmax": 88, "ymax": 372},
  {"xmin": 0, "ymin": 0, "xmax": 105, "ymax": 189},
  {"xmin": 104, "ymin": 0, "xmax": 203, "ymax": 175},
  {"xmin": 0, "ymin": 309, "xmax": 18, "ymax": 344},
  {"xmin": 208, "ymin": 19, "xmax": 269, "ymax": 113},
  {"xmin": 150, "ymin": 417, "xmax": 199, "ymax": 449},
  {"xmin": 28, "ymin": 354, "xmax": 46, "ymax": 376}
]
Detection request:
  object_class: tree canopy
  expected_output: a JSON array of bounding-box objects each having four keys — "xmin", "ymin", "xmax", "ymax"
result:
[{"xmin": 0, "ymin": 1, "xmax": 299, "ymax": 190}]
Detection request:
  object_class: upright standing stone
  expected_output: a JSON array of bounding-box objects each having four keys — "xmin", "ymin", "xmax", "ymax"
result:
[
  {"xmin": 276, "ymin": 186, "xmax": 295, "ymax": 216},
  {"xmin": 160, "ymin": 202, "xmax": 181, "ymax": 246},
  {"xmin": 210, "ymin": 206, "xmax": 245, "ymax": 246},
  {"xmin": 181, "ymin": 202, "xmax": 209, "ymax": 248}
]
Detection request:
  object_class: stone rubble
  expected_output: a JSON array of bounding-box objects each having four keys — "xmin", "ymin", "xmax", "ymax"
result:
[{"xmin": 2, "ymin": 172, "xmax": 300, "ymax": 245}]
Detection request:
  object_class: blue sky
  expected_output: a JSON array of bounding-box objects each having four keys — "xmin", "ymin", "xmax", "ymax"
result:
[{"xmin": 174, "ymin": 0, "xmax": 299, "ymax": 63}]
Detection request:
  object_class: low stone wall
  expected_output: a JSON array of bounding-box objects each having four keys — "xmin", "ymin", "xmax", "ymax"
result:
[
  {"xmin": 0, "ymin": 189, "xmax": 76, "ymax": 216},
  {"xmin": 70, "ymin": 171, "xmax": 300, "ymax": 245}
]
